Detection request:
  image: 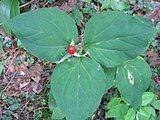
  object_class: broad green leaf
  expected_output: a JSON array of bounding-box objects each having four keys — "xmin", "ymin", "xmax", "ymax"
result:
[
  {"xmin": 148, "ymin": 107, "xmax": 156, "ymax": 117},
  {"xmin": 51, "ymin": 57, "xmax": 106, "ymax": 120},
  {"xmin": 84, "ymin": 11, "xmax": 156, "ymax": 67},
  {"xmin": 70, "ymin": 9, "xmax": 83, "ymax": 25},
  {"xmin": 47, "ymin": 0, "xmax": 55, "ymax": 3},
  {"xmin": 116, "ymin": 117, "xmax": 125, "ymax": 120},
  {"xmin": 139, "ymin": 106, "xmax": 155, "ymax": 119},
  {"xmin": 137, "ymin": 111, "xmax": 149, "ymax": 120},
  {"xmin": 110, "ymin": 0, "xmax": 130, "ymax": 11},
  {"xmin": 0, "ymin": 0, "xmax": 19, "ymax": 19},
  {"xmin": 0, "ymin": 0, "xmax": 20, "ymax": 34},
  {"xmin": 48, "ymin": 91, "xmax": 57, "ymax": 111},
  {"xmin": 49, "ymin": 89, "xmax": 65, "ymax": 119},
  {"xmin": 106, "ymin": 103, "xmax": 129, "ymax": 119},
  {"xmin": 142, "ymin": 92, "xmax": 156, "ymax": 106},
  {"xmin": 0, "ymin": 63, "xmax": 3, "ymax": 75},
  {"xmin": 149, "ymin": 116, "xmax": 156, "ymax": 120},
  {"xmin": 9, "ymin": 8, "xmax": 78, "ymax": 62},
  {"xmin": 110, "ymin": 0, "xmax": 116, "ymax": 10},
  {"xmin": 129, "ymin": 0, "xmax": 136, "ymax": 4},
  {"xmin": 0, "ymin": 36, "xmax": 3, "ymax": 53},
  {"xmin": 151, "ymin": 100, "xmax": 160, "ymax": 110},
  {"xmin": 0, "ymin": 37, "xmax": 4, "ymax": 74},
  {"xmin": 49, "ymin": 90, "xmax": 65, "ymax": 119},
  {"xmin": 85, "ymin": 0, "xmax": 92, "ymax": 3},
  {"xmin": 0, "ymin": 1, "xmax": 1, "ymax": 18},
  {"xmin": 157, "ymin": 66, "xmax": 160, "ymax": 76},
  {"xmin": 2, "ymin": 115, "xmax": 12, "ymax": 120},
  {"xmin": 52, "ymin": 107, "xmax": 65, "ymax": 119},
  {"xmin": 107, "ymin": 97, "xmax": 121, "ymax": 109},
  {"xmin": 115, "ymin": 57, "xmax": 152, "ymax": 109},
  {"xmin": 137, "ymin": 112, "xmax": 149, "ymax": 120},
  {"xmin": 125, "ymin": 108, "xmax": 136, "ymax": 120},
  {"xmin": 100, "ymin": 0, "xmax": 111, "ymax": 9},
  {"xmin": 103, "ymin": 67, "xmax": 116, "ymax": 89}
]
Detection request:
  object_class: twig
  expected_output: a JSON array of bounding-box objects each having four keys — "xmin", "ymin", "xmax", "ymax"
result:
[
  {"xmin": 19, "ymin": 100, "xmax": 30, "ymax": 116},
  {"xmin": 0, "ymin": 47, "xmax": 18, "ymax": 60},
  {"xmin": 34, "ymin": 107, "xmax": 48, "ymax": 111},
  {"xmin": 5, "ymin": 50, "xmax": 19, "ymax": 75},
  {"xmin": 20, "ymin": 0, "xmax": 34, "ymax": 8},
  {"xmin": 43, "ymin": 1, "xmax": 49, "ymax": 7},
  {"xmin": 2, "ymin": 70, "xmax": 18, "ymax": 92}
]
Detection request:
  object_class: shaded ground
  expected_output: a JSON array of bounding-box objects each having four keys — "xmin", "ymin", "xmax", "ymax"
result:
[{"xmin": 0, "ymin": 0, "xmax": 160, "ymax": 120}]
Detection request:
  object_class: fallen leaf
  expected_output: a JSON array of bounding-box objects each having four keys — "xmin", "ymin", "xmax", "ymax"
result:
[
  {"xmin": 19, "ymin": 81, "xmax": 30, "ymax": 89},
  {"xmin": 31, "ymin": 75, "xmax": 41, "ymax": 83},
  {"xmin": 32, "ymin": 82, "xmax": 43, "ymax": 94},
  {"xmin": 29, "ymin": 63, "xmax": 43, "ymax": 76},
  {"xmin": 147, "ymin": 51, "xmax": 158, "ymax": 58},
  {"xmin": 60, "ymin": 2, "xmax": 72, "ymax": 12},
  {"xmin": 68, "ymin": 0, "xmax": 77, "ymax": 8},
  {"xmin": 146, "ymin": 7, "xmax": 160, "ymax": 22},
  {"xmin": 11, "ymin": 112, "xmax": 19, "ymax": 119}
]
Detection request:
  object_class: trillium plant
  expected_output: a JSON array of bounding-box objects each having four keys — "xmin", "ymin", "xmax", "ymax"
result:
[{"xmin": 8, "ymin": 8, "xmax": 158, "ymax": 120}]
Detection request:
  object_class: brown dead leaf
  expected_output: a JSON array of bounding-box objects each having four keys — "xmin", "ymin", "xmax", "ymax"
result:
[
  {"xmin": 8, "ymin": 65, "xmax": 17, "ymax": 73},
  {"xmin": 60, "ymin": 2, "xmax": 72, "ymax": 12},
  {"xmin": 11, "ymin": 112, "xmax": 19, "ymax": 119},
  {"xmin": 19, "ymin": 80, "xmax": 30, "ymax": 89},
  {"xmin": 146, "ymin": 7, "xmax": 160, "ymax": 22},
  {"xmin": 31, "ymin": 75, "xmax": 41, "ymax": 83},
  {"xmin": 154, "ymin": 76, "xmax": 160, "ymax": 83},
  {"xmin": 147, "ymin": 51, "xmax": 160, "ymax": 67},
  {"xmin": 19, "ymin": 64, "xmax": 28, "ymax": 70},
  {"xmin": 29, "ymin": 63, "xmax": 43, "ymax": 76},
  {"xmin": 147, "ymin": 51, "xmax": 158, "ymax": 58},
  {"xmin": 29, "ymin": 63, "xmax": 43, "ymax": 84},
  {"xmin": 32, "ymin": 82, "xmax": 43, "ymax": 94},
  {"xmin": 68, "ymin": 0, "xmax": 77, "ymax": 8}
]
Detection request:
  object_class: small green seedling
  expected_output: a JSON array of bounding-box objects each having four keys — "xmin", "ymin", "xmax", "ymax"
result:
[{"xmin": 106, "ymin": 92, "xmax": 160, "ymax": 120}]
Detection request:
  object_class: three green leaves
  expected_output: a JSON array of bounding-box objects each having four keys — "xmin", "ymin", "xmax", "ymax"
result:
[{"xmin": 8, "ymin": 8, "xmax": 156, "ymax": 120}]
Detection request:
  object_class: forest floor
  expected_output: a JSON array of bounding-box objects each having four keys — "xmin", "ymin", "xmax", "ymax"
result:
[{"xmin": 0, "ymin": 0, "xmax": 160, "ymax": 120}]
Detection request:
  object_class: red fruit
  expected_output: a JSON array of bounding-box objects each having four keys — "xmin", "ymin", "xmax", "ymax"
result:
[{"xmin": 67, "ymin": 45, "xmax": 76, "ymax": 55}]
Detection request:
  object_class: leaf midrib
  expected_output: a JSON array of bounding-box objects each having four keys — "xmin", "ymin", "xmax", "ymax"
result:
[{"xmin": 86, "ymin": 32, "xmax": 150, "ymax": 47}]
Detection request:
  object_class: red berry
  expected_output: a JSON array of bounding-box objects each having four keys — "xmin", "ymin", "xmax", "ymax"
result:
[{"xmin": 67, "ymin": 45, "xmax": 76, "ymax": 55}]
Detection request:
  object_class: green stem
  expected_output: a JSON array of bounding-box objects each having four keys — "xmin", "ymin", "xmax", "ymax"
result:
[{"xmin": 55, "ymin": 54, "xmax": 70, "ymax": 64}]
